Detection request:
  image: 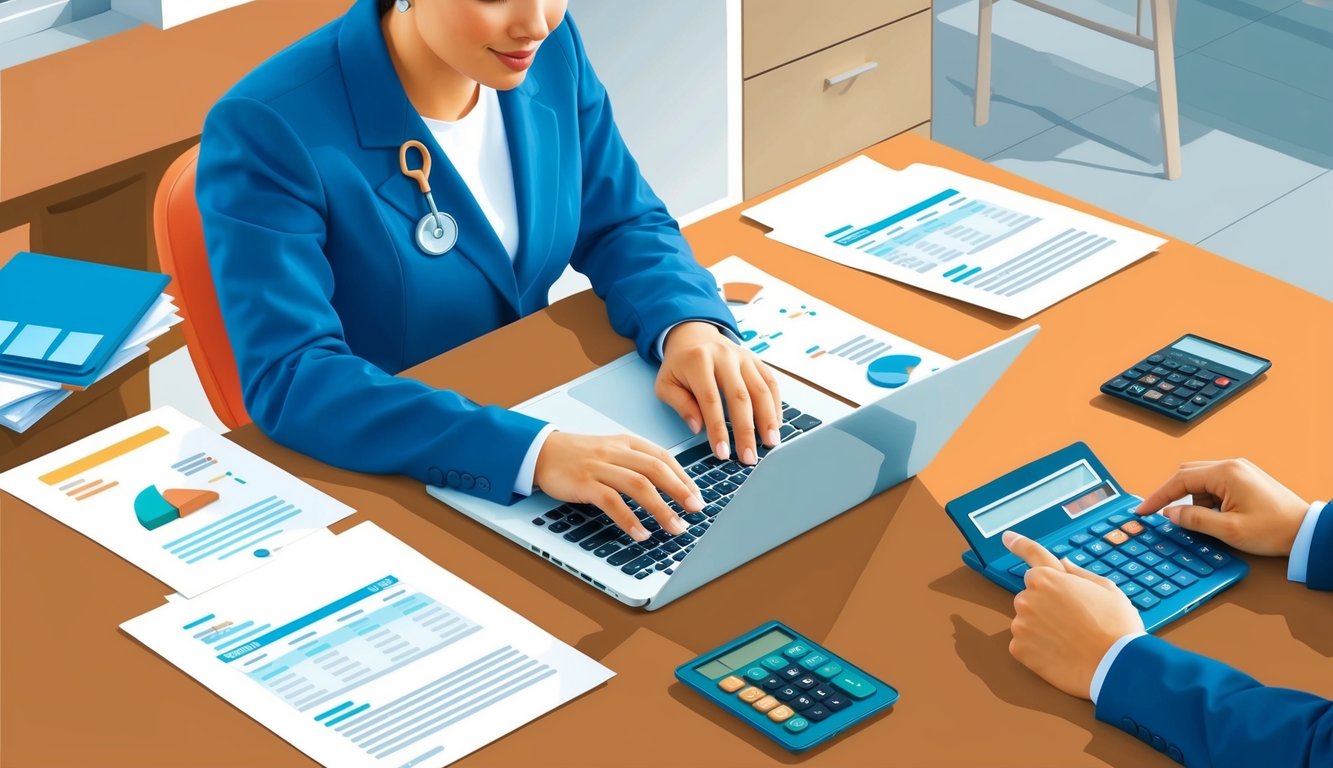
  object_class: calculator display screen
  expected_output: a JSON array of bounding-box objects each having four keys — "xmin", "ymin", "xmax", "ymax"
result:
[
  {"xmin": 1172, "ymin": 337, "xmax": 1266, "ymax": 375},
  {"xmin": 694, "ymin": 629, "xmax": 794, "ymax": 679},
  {"xmin": 970, "ymin": 461, "xmax": 1100, "ymax": 537}
]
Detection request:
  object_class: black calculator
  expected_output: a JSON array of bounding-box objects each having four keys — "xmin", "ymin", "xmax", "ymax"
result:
[{"xmin": 1101, "ymin": 334, "xmax": 1270, "ymax": 422}]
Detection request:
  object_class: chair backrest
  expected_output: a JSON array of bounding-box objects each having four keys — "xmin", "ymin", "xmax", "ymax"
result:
[{"xmin": 153, "ymin": 145, "xmax": 251, "ymax": 430}]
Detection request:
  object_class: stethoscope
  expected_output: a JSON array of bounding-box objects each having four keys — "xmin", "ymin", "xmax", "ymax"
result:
[{"xmin": 398, "ymin": 140, "xmax": 458, "ymax": 256}]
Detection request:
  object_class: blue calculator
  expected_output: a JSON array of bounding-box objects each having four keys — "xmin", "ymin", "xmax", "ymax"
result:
[
  {"xmin": 675, "ymin": 621, "xmax": 899, "ymax": 752},
  {"xmin": 944, "ymin": 443, "xmax": 1248, "ymax": 632}
]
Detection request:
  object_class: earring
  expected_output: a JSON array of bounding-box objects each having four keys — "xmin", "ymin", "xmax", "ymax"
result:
[{"xmin": 396, "ymin": 0, "xmax": 411, "ymax": 11}]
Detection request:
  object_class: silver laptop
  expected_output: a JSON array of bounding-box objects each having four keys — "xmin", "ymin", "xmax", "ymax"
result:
[{"xmin": 428, "ymin": 325, "xmax": 1038, "ymax": 609}]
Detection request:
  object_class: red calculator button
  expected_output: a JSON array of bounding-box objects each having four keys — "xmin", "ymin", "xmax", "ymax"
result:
[{"xmin": 1214, "ymin": 377, "xmax": 1231, "ymax": 387}]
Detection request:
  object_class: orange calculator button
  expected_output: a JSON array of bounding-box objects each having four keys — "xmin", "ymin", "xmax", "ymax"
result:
[
  {"xmin": 738, "ymin": 686, "xmax": 765, "ymax": 703},
  {"xmin": 1104, "ymin": 530, "xmax": 1130, "ymax": 545},
  {"xmin": 718, "ymin": 676, "xmax": 745, "ymax": 693},
  {"xmin": 752, "ymin": 695, "xmax": 780, "ymax": 713},
  {"xmin": 1120, "ymin": 520, "xmax": 1145, "ymax": 536},
  {"xmin": 767, "ymin": 705, "xmax": 795, "ymax": 722}
]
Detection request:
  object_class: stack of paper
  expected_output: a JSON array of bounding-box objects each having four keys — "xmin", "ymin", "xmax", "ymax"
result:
[
  {"xmin": 743, "ymin": 157, "xmax": 1166, "ymax": 319},
  {"xmin": 0, "ymin": 294, "xmax": 181, "ymax": 432}
]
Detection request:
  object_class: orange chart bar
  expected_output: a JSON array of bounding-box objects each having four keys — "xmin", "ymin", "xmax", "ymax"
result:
[{"xmin": 39, "ymin": 426, "xmax": 169, "ymax": 486}]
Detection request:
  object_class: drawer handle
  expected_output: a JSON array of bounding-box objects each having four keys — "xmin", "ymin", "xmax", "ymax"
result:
[{"xmin": 824, "ymin": 61, "xmax": 879, "ymax": 88}]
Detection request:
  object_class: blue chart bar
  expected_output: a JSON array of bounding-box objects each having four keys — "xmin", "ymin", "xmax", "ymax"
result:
[
  {"xmin": 942, "ymin": 265, "xmax": 967, "ymax": 279},
  {"xmin": 750, "ymin": 342, "xmax": 770, "ymax": 354},
  {"xmin": 171, "ymin": 452, "xmax": 207, "ymax": 471},
  {"xmin": 824, "ymin": 224, "xmax": 852, "ymax": 238},
  {"xmin": 324, "ymin": 703, "xmax": 371, "ymax": 727},
  {"xmin": 315, "ymin": 701, "xmax": 355, "ymax": 722},
  {"xmin": 182, "ymin": 613, "xmax": 215, "ymax": 630},
  {"xmin": 833, "ymin": 189, "xmax": 959, "ymax": 246},
  {"xmin": 219, "ymin": 576, "xmax": 400, "ymax": 662},
  {"xmin": 182, "ymin": 457, "xmax": 220, "ymax": 477},
  {"xmin": 952, "ymin": 267, "xmax": 983, "ymax": 283}
]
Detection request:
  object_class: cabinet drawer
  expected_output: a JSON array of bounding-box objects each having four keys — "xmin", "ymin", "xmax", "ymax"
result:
[
  {"xmin": 742, "ymin": 0, "xmax": 929, "ymax": 78},
  {"xmin": 743, "ymin": 12, "xmax": 931, "ymax": 198}
]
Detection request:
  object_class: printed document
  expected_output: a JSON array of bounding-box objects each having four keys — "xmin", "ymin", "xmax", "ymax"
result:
[
  {"xmin": 122, "ymin": 522, "xmax": 614, "ymax": 768},
  {"xmin": 743, "ymin": 157, "xmax": 1165, "ymax": 319}
]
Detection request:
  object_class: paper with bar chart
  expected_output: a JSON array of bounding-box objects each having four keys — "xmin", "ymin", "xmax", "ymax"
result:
[
  {"xmin": 742, "ymin": 157, "xmax": 1165, "ymax": 319},
  {"xmin": 709, "ymin": 256, "xmax": 952, "ymax": 405},
  {"xmin": 122, "ymin": 522, "xmax": 613, "ymax": 768},
  {"xmin": 0, "ymin": 406, "xmax": 354, "ymax": 597}
]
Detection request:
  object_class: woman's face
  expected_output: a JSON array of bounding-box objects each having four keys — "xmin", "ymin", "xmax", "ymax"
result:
[{"xmin": 409, "ymin": 0, "xmax": 568, "ymax": 89}]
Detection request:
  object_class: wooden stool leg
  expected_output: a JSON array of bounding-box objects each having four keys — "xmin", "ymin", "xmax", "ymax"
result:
[
  {"xmin": 1151, "ymin": 0, "xmax": 1182, "ymax": 179},
  {"xmin": 976, "ymin": 0, "xmax": 994, "ymax": 126}
]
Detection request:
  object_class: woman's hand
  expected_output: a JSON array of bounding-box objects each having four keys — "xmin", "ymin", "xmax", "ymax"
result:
[
  {"xmin": 1135, "ymin": 458, "xmax": 1311, "ymax": 557},
  {"xmin": 533, "ymin": 431, "xmax": 704, "ymax": 542},
  {"xmin": 656, "ymin": 321, "xmax": 783, "ymax": 465}
]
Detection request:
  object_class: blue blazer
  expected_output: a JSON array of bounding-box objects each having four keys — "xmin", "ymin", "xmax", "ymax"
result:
[
  {"xmin": 197, "ymin": 0, "xmax": 736, "ymax": 504},
  {"xmin": 1096, "ymin": 502, "xmax": 1333, "ymax": 766}
]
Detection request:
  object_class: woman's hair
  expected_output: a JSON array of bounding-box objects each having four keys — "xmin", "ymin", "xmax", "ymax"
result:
[{"xmin": 377, "ymin": 0, "xmax": 394, "ymax": 13}]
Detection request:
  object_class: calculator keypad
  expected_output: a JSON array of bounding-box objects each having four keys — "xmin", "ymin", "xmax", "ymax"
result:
[
  {"xmin": 1019, "ymin": 512, "xmax": 1235, "ymax": 612},
  {"xmin": 716, "ymin": 642, "xmax": 877, "ymax": 729}
]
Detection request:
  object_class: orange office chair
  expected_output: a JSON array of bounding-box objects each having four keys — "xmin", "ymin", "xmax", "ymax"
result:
[{"xmin": 153, "ymin": 144, "xmax": 251, "ymax": 429}]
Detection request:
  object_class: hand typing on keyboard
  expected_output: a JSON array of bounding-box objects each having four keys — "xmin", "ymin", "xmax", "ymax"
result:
[
  {"xmin": 656, "ymin": 321, "xmax": 783, "ymax": 466},
  {"xmin": 1134, "ymin": 459, "xmax": 1311, "ymax": 557},
  {"xmin": 534, "ymin": 432, "xmax": 702, "ymax": 542},
  {"xmin": 1003, "ymin": 530, "xmax": 1145, "ymax": 700}
]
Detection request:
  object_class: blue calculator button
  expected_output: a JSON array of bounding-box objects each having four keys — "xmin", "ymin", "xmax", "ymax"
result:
[
  {"xmin": 831, "ymin": 672, "xmax": 876, "ymax": 699},
  {"xmin": 1069, "ymin": 533, "xmax": 1094, "ymax": 546},
  {"xmin": 1173, "ymin": 553, "xmax": 1215, "ymax": 576},
  {"xmin": 792, "ymin": 694, "xmax": 817, "ymax": 711},
  {"xmin": 794, "ymin": 675, "xmax": 819, "ymax": 690},
  {"xmin": 809, "ymin": 685, "xmax": 834, "ymax": 700},
  {"xmin": 783, "ymin": 643, "xmax": 812, "ymax": 659},
  {"xmin": 1085, "ymin": 541, "xmax": 1113, "ymax": 557},
  {"xmin": 1153, "ymin": 562, "xmax": 1181, "ymax": 578},
  {"xmin": 785, "ymin": 716, "xmax": 810, "ymax": 733},
  {"xmin": 745, "ymin": 667, "xmax": 769, "ymax": 681},
  {"xmin": 1050, "ymin": 543, "xmax": 1074, "ymax": 557},
  {"xmin": 1141, "ymin": 513, "xmax": 1169, "ymax": 528},
  {"xmin": 761, "ymin": 656, "xmax": 788, "ymax": 671},
  {"xmin": 1131, "ymin": 592, "xmax": 1161, "ymax": 611},
  {"xmin": 1089, "ymin": 522, "xmax": 1114, "ymax": 536},
  {"xmin": 1068, "ymin": 551, "xmax": 1095, "ymax": 567},
  {"xmin": 1167, "ymin": 529, "xmax": 1198, "ymax": 546},
  {"xmin": 815, "ymin": 662, "xmax": 843, "ymax": 679},
  {"xmin": 1086, "ymin": 561, "xmax": 1112, "ymax": 576},
  {"xmin": 1153, "ymin": 581, "xmax": 1181, "ymax": 598},
  {"xmin": 1170, "ymin": 571, "xmax": 1200, "ymax": 588},
  {"xmin": 779, "ymin": 665, "xmax": 804, "ymax": 680},
  {"xmin": 761, "ymin": 675, "xmax": 785, "ymax": 691},
  {"xmin": 1137, "ymin": 530, "xmax": 1161, "ymax": 545},
  {"xmin": 1194, "ymin": 545, "xmax": 1231, "ymax": 567},
  {"xmin": 1107, "ymin": 513, "xmax": 1131, "ymax": 525},
  {"xmin": 1134, "ymin": 572, "xmax": 1163, "ymax": 588},
  {"xmin": 1157, "ymin": 522, "xmax": 1179, "ymax": 536},
  {"xmin": 1121, "ymin": 541, "xmax": 1149, "ymax": 557},
  {"xmin": 774, "ymin": 686, "xmax": 800, "ymax": 701},
  {"xmin": 1136, "ymin": 552, "xmax": 1163, "ymax": 567},
  {"xmin": 1008, "ymin": 563, "xmax": 1031, "ymax": 577},
  {"xmin": 1120, "ymin": 561, "xmax": 1147, "ymax": 577},
  {"xmin": 1103, "ymin": 551, "xmax": 1130, "ymax": 567},
  {"xmin": 1152, "ymin": 540, "xmax": 1182, "ymax": 557},
  {"xmin": 1120, "ymin": 582, "xmax": 1144, "ymax": 597},
  {"xmin": 1105, "ymin": 571, "xmax": 1129, "ymax": 585},
  {"xmin": 804, "ymin": 705, "xmax": 832, "ymax": 722},
  {"xmin": 800, "ymin": 653, "xmax": 831, "ymax": 670}
]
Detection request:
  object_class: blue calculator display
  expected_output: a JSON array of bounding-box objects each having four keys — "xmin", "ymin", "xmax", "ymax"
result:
[
  {"xmin": 944, "ymin": 443, "xmax": 1248, "ymax": 632},
  {"xmin": 675, "ymin": 621, "xmax": 899, "ymax": 752}
]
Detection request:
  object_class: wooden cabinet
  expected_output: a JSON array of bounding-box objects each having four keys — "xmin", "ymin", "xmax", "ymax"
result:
[{"xmin": 742, "ymin": 0, "xmax": 932, "ymax": 198}]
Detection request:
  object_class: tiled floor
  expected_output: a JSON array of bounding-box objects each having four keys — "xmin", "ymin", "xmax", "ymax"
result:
[{"xmin": 933, "ymin": 0, "xmax": 1333, "ymax": 301}]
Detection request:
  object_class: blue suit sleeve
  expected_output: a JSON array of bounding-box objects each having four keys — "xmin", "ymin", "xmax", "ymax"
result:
[
  {"xmin": 558, "ymin": 15, "xmax": 740, "ymax": 362},
  {"xmin": 197, "ymin": 96, "xmax": 545, "ymax": 504},
  {"xmin": 1305, "ymin": 501, "xmax": 1333, "ymax": 590},
  {"xmin": 1096, "ymin": 635, "xmax": 1333, "ymax": 767}
]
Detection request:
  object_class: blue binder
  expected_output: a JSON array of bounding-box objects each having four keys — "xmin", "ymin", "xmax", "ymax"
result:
[{"xmin": 0, "ymin": 252, "xmax": 169, "ymax": 388}]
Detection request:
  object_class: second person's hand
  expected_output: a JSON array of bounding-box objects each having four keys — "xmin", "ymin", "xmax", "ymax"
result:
[
  {"xmin": 533, "ymin": 432, "xmax": 703, "ymax": 542},
  {"xmin": 656, "ymin": 321, "xmax": 783, "ymax": 466},
  {"xmin": 1135, "ymin": 458, "xmax": 1310, "ymax": 557}
]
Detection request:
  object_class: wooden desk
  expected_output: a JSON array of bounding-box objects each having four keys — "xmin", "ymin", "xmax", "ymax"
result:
[{"xmin": 3, "ymin": 133, "xmax": 1330, "ymax": 767}]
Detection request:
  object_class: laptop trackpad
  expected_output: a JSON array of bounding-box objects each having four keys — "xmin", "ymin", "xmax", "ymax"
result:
[{"xmin": 568, "ymin": 358, "xmax": 695, "ymax": 448}]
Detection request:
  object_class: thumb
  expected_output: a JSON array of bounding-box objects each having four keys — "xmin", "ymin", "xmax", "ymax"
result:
[
  {"xmin": 1163, "ymin": 504, "xmax": 1229, "ymax": 538},
  {"xmin": 655, "ymin": 376, "xmax": 702, "ymax": 434},
  {"xmin": 1060, "ymin": 558, "xmax": 1116, "ymax": 590}
]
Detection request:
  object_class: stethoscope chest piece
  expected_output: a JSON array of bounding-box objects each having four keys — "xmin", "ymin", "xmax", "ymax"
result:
[{"xmin": 414, "ymin": 211, "xmax": 458, "ymax": 256}]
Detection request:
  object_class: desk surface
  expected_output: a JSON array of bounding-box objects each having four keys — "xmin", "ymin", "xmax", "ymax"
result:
[{"xmin": 3, "ymin": 133, "xmax": 1330, "ymax": 767}]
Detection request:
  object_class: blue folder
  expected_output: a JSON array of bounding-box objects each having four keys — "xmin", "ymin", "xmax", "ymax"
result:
[{"xmin": 0, "ymin": 252, "xmax": 169, "ymax": 387}]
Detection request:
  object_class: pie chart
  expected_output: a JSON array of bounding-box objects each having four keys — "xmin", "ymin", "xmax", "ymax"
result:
[
  {"xmin": 866, "ymin": 355, "xmax": 921, "ymax": 388},
  {"xmin": 135, "ymin": 486, "xmax": 220, "ymax": 531},
  {"xmin": 721, "ymin": 282, "xmax": 763, "ymax": 305}
]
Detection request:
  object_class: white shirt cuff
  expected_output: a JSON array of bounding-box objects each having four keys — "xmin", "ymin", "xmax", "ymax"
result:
[
  {"xmin": 1090, "ymin": 631, "xmax": 1147, "ymax": 704},
  {"xmin": 1287, "ymin": 501, "xmax": 1325, "ymax": 583},
  {"xmin": 654, "ymin": 320, "xmax": 742, "ymax": 360},
  {"xmin": 513, "ymin": 424, "xmax": 558, "ymax": 496}
]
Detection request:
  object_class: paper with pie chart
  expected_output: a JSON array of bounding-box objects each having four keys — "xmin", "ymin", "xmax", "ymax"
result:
[
  {"xmin": 0, "ymin": 406, "xmax": 355, "ymax": 597},
  {"xmin": 709, "ymin": 256, "xmax": 953, "ymax": 405}
]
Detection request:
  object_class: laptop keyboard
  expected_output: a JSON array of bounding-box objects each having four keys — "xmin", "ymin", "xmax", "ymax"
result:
[{"xmin": 528, "ymin": 402, "xmax": 824, "ymax": 582}]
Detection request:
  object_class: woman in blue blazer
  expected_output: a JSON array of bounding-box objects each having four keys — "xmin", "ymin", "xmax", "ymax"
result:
[
  {"xmin": 1005, "ymin": 459, "xmax": 1331, "ymax": 767},
  {"xmin": 197, "ymin": 0, "xmax": 783, "ymax": 542}
]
